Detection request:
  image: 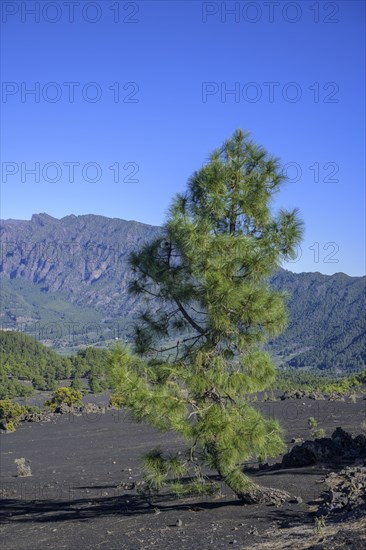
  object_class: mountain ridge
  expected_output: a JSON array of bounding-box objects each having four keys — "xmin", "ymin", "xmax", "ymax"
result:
[{"xmin": 1, "ymin": 213, "xmax": 365, "ymax": 371}]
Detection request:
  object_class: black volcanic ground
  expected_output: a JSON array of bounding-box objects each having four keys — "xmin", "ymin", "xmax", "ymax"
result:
[{"xmin": 1, "ymin": 394, "xmax": 366, "ymax": 549}]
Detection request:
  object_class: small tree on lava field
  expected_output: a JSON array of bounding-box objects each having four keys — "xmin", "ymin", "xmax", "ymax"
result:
[{"xmin": 109, "ymin": 129, "xmax": 303, "ymax": 500}]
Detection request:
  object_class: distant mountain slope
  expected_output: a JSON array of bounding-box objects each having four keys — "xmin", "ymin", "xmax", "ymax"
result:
[
  {"xmin": 0, "ymin": 276, "xmax": 103, "ymax": 327},
  {"xmin": 0, "ymin": 213, "xmax": 160, "ymax": 318},
  {"xmin": 269, "ymin": 270, "xmax": 366, "ymax": 372},
  {"xmin": 1, "ymin": 213, "xmax": 365, "ymax": 372}
]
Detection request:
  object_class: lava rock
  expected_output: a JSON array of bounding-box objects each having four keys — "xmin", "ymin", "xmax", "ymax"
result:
[
  {"xmin": 282, "ymin": 428, "xmax": 366, "ymax": 468},
  {"xmin": 317, "ymin": 466, "xmax": 366, "ymax": 516},
  {"xmin": 22, "ymin": 411, "xmax": 52, "ymax": 423}
]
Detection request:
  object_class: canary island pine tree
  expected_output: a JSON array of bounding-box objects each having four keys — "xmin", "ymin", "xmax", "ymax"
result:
[{"xmin": 109, "ymin": 129, "xmax": 303, "ymax": 502}]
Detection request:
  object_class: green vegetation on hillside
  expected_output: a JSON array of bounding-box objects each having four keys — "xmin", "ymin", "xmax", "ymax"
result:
[
  {"xmin": 269, "ymin": 271, "xmax": 366, "ymax": 372},
  {"xmin": 1, "ymin": 329, "xmax": 365, "ymax": 401},
  {"xmin": 69, "ymin": 346, "xmax": 109, "ymax": 393},
  {"xmin": 0, "ymin": 331, "xmax": 109, "ymax": 397},
  {"xmin": 0, "ymin": 330, "xmax": 70, "ymax": 396},
  {"xmin": 0, "ymin": 276, "xmax": 103, "ymax": 329},
  {"xmin": 271, "ymin": 367, "xmax": 366, "ymax": 394}
]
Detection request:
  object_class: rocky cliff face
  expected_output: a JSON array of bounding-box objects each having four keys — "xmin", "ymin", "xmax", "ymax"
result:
[{"xmin": 0, "ymin": 213, "xmax": 160, "ymax": 318}]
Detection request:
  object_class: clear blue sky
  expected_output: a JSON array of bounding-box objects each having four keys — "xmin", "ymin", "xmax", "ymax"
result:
[{"xmin": 1, "ymin": 0, "xmax": 365, "ymax": 275}]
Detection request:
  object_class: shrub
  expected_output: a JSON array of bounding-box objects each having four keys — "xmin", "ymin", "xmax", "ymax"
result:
[
  {"xmin": 0, "ymin": 379, "xmax": 34, "ymax": 399},
  {"xmin": 89, "ymin": 376, "xmax": 102, "ymax": 394},
  {"xmin": 307, "ymin": 416, "xmax": 318, "ymax": 430},
  {"xmin": 14, "ymin": 458, "xmax": 32, "ymax": 477},
  {"xmin": 70, "ymin": 377, "xmax": 83, "ymax": 391},
  {"xmin": 45, "ymin": 387, "xmax": 82, "ymax": 410},
  {"xmin": 0, "ymin": 399, "xmax": 27, "ymax": 431},
  {"xmin": 314, "ymin": 516, "xmax": 325, "ymax": 535},
  {"xmin": 307, "ymin": 417, "xmax": 326, "ymax": 439},
  {"xmin": 109, "ymin": 394, "xmax": 124, "ymax": 408},
  {"xmin": 312, "ymin": 428, "xmax": 326, "ymax": 439},
  {"xmin": 32, "ymin": 375, "xmax": 47, "ymax": 390}
]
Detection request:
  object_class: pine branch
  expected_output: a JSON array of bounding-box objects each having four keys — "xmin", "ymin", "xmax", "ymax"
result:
[{"xmin": 173, "ymin": 297, "xmax": 206, "ymax": 336}]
